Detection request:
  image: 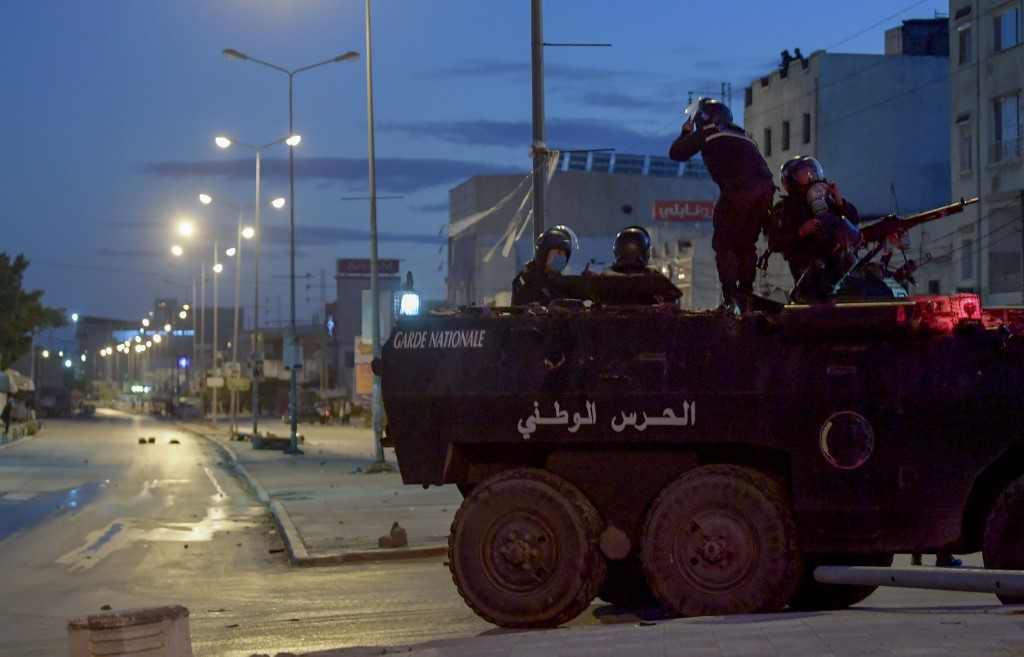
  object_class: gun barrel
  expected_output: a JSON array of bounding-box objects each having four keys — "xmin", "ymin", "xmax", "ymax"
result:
[{"xmin": 860, "ymin": 197, "xmax": 979, "ymax": 244}]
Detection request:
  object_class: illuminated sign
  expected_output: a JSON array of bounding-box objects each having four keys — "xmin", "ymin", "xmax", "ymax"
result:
[{"xmin": 652, "ymin": 200, "xmax": 716, "ymax": 221}]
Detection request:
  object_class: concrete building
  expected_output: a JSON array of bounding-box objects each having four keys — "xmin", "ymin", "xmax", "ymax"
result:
[
  {"xmin": 447, "ymin": 153, "xmax": 723, "ymax": 309},
  {"xmin": 742, "ymin": 19, "xmax": 951, "ymax": 297},
  {"xmin": 948, "ymin": 0, "xmax": 1024, "ymax": 304},
  {"xmin": 329, "ymin": 258, "xmax": 402, "ymax": 406}
]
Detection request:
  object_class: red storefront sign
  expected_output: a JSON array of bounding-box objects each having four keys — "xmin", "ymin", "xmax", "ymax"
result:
[{"xmin": 652, "ymin": 200, "xmax": 716, "ymax": 221}]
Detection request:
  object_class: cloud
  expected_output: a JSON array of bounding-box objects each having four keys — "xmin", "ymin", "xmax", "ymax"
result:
[
  {"xmin": 414, "ymin": 202, "xmax": 451, "ymax": 214},
  {"xmin": 380, "ymin": 117, "xmax": 649, "ymax": 152},
  {"xmin": 96, "ymin": 224, "xmax": 444, "ymax": 259},
  {"xmin": 139, "ymin": 157, "xmax": 522, "ymax": 194},
  {"xmin": 292, "ymin": 225, "xmax": 446, "ymax": 246}
]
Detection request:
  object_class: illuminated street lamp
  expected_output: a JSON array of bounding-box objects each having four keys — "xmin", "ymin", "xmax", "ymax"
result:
[
  {"xmin": 213, "ymin": 134, "xmax": 297, "ymax": 437},
  {"xmin": 171, "ymin": 219, "xmax": 232, "ymax": 423},
  {"xmin": 199, "ymin": 191, "xmax": 285, "ymax": 434},
  {"xmin": 222, "ymin": 47, "xmax": 360, "ymax": 455}
]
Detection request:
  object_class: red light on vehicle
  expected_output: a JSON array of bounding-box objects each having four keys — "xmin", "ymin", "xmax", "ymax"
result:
[
  {"xmin": 953, "ymin": 293, "xmax": 981, "ymax": 321},
  {"xmin": 912, "ymin": 294, "xmax": 981, "ymax": 334}
]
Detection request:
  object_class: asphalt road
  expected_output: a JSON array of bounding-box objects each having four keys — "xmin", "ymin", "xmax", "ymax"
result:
[{"xmin": 0, "ymin": 411, "xmax": 492, "ymax": 657}]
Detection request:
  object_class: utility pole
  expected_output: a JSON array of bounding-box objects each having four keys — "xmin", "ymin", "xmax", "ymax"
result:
[{"xmin": 530, "ymin": 0, "xmax": 546, "ymax": 240}]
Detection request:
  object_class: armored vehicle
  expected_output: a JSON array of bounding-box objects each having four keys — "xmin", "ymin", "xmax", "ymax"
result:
[
  {"xmin": 379, "ymin": 195, "xmax": 1017, "ymax": 627},
  {"xmin": 378, "ymin": 282, "xmax": 1024, "ymax": 628}
]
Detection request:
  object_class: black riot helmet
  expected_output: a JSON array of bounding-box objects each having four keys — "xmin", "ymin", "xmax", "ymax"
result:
[
  {"xmin": 612, "ymin": 225, "xmax": 652, "ymax": 265},
  {"xmin": 534, "ymin": 224, "xmax": 579, "ymax": 264},
  {"xmin": 692, "ymin": 98, "xmax": 733, "ymax": 130},
  {"xmin": 780, "ymin": 155, "xmax": 825, "ymax": 195}
]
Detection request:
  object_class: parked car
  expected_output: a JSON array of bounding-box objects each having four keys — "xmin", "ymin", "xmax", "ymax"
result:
[{"xmin": 282, "ymin": 402, "xmax": 331, "ymax": 425}]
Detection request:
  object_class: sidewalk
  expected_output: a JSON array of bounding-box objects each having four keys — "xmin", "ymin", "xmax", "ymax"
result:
[
  {"xmin": 180, "ymin": 420, "xmax": 459, "ymax": 565},
  {"xmin": 180, "ymin": 421, "xmax": 1024, "ymax": 657}
]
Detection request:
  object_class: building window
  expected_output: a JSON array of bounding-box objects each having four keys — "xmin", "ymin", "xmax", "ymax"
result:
[
  {"xmin": 612, "ymin": 154, "xmax": 645, "ymax": 175},
  {"xmin": 989, "ymin": 251, "xmax": 1022, "ymax": 293},
  {"xmin": 961, "ymin": 238, "xmax": 974, "ymax": 280},
  {"xmin": 959, "ymin": 123, "xmax": 973, "ymax": 172},
  {"xmin": 991, "ymin": 91, "xmax": 1022, "ymax": 162},
  {"xmin": 958, "ymin": 24, "xmax": 973, "ymax": 64},
  {"xmin": 763, "ymin": 128, "xmax": 772, "ymax": 156},
  {"xmin": 802, "ymin": 113, "xmax": 811, "ymax": 144},
  {"xmin": 781, "ymin": 121, "xmax": 791, "ymax": 151},
  {"xmin": 994, "ymin": 4, "xmax": 1022, "ymax": 51},
  {"xmin": 591, "ymin": 151, "xmax": 612, "ymax": 172}
]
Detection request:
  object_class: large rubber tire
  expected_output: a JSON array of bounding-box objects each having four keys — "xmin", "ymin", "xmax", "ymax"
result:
[
  {"xmin": 641, "ymin": 464, "xmax": 803, "ymax": 618},
  {"xmin": 983, "ymin": 473, "xmax": 1024, "ymax": 605},
  {"xmin": 448, "ymin": 468, "xmax": 606, "ymax": 628},
  {"xmin": 787, "ymin": 553, "xmax": 893, "ymax": 610},
  {"xmin": 597, "ymin": 557, "xmax": 660, "ymax": 609}
]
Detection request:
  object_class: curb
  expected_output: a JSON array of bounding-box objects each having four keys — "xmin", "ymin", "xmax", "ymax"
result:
[
  {"xmin": 180, "ymin": 423, "xmax": 449, "ymax": 567},
  {"xmin": 291, "ymin": 544, "xmax": 450, "ymax": 566}
]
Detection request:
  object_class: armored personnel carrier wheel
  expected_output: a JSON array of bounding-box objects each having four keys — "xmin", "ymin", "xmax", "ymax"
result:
[
  {"xmin": 448, "ymin": 468, "xmax": 606, "ymax": 628},
  {"xmin": 983, "ymin": 473, "xmax": 1024, "ymax": 605},
  {"xmin": 641, "ymin": 464, "xmax": 803, "ymax": 617},
  {"xmin": 787, "ymin": 553, "xmax": 893, "ymax": 610}
]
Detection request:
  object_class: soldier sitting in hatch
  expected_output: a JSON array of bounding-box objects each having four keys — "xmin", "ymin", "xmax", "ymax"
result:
[
  {"xmin": 767, "ymin": 156, "xmax": 861, "ymax": 302},
  {"xmin": 602, "ymin": 226, "xmax": 669, "ymax": 279},
  {"xmin": 511, "ymin": 225, "xmax": 579, "ymax": 305}
]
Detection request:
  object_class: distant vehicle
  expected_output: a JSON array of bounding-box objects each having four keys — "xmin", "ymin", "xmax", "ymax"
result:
[{"xmin": 282, "ymin": 402, "xmax": 331, "ymax": 425}]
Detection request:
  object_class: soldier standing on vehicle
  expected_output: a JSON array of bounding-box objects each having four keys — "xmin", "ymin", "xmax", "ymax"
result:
[
  {"xmin": 511, "ymin": 224, "xmax": 579, "ymax": 305},
  {"xmin": 767, "ymin": 156, "xmax": 861, "ymax": 301},
  {"xmin": 669, "ymin": 98, "xmax": 775, "ymax": 314}
]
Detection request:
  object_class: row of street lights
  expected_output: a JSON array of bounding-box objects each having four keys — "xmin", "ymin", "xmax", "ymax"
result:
[
  {"xmin": 171, "ymin": 191, "xmax": 284, "ymax": 432},
  {"xmin": 160, "ymin": 13, "xmax": 379, "ymax": 459},
  {"xmin": 221, "ymin": 47, "xmax": 360, "ymax": 455}
]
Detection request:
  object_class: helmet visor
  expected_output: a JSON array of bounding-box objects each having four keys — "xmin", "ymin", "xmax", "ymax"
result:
[
  {"xmin": 551, "ymin": 225, "xmax": 580, "ymax": 251},
  {"xmin": 683, "ymin": 98, "xmax": 704, "ymax": 123}
]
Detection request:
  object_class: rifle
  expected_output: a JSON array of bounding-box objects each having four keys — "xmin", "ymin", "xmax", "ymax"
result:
[
  {"xmin": 858, "ymin": 197, "xmax": 979, "ymax": 244},
  {"xmin": 830, "ymin": 197, "xmax": 979, "ymax": 296}
]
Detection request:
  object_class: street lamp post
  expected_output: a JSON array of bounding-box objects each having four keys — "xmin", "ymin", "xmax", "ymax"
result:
[
  {"xmin": 212, "ymin": 241, "xmax": 222, "ymax": 425},
  {"xmin": 363, "ymin": 0, "xmax": 392, "ymax": 472},
  {"xmin": 199, "ymin": 190, "xmax": 284, "ymax": 435},
  {"xmin": 213, "ymin": 135, "xmax": 294, "ymax": 438},
  {"xmin": 223, "ymin": 47, "xmax": 359, "ymax": 456}
]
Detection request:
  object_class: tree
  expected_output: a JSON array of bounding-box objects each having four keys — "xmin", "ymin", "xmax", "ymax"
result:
[{"xmin": 0, "ymin": 252, "xmax": 67, "ymax": 370}]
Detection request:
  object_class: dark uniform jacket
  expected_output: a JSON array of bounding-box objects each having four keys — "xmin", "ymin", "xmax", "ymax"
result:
[
  {"xmin": 511, "ymin": 260, "xmax": 554, "ymax": 305},
  {"xmin": 601, "ymin": 261, "xmax": 666, "ymax": 277},
  {"xmin": 669, "ymin": 124, "xmax": 773, "ymax": 192},
  {"xmin": 769, "ymin": 194, "xmax": 860, "ymax": 279}
]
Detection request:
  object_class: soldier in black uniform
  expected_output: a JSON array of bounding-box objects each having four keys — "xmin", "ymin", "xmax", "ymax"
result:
[
  {"xmin": 511, "ymin": 224, "xmax": 578, "ymax": 305},
  {"xmin": 768, "ymin": 156, "xmax": 861, "ymax": 301},
  {"xmin": 602, "ymin": 226, "xmax": 665, "ymax": 277},
  {"xmin": 669, "ymin": 98, "xmax": 775, "ymax": 314},
  {"xmin": 599, "ymin": 226, "xmax": 681, "ymax": 305}
]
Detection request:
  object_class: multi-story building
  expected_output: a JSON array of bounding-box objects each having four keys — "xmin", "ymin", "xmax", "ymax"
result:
[
  {"xmin": 447, "ymin": 153, "xmax": 722, "ymax": 309},
  {"xmin": 948, "ymin": 0, "xmax": 1024, "ymax": 304},
  {"xmin": 743, "ymin": 18, "xmax": 952, "ymax": 297}
]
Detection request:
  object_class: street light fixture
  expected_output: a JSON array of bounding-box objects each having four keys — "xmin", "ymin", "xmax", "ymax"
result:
[
  {"xmin": 199, "ymin": 191, "xmax": 285, "ymax": 435},
  {"xmin": 222, "ymin": 47, "xmax": 360, "ymax": 456},
  {"xmin": 171, "ymin": 218, "xmax": 227, "ymax": 423},
  {"xmin": 213, "ymin": 134, "xmax": 295, "ymax": 440}
]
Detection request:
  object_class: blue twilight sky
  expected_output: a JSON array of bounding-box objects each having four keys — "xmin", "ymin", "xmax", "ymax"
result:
[{"xmin": 0, "ymin": 0, "xmax": 951, "ymax": 324}]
